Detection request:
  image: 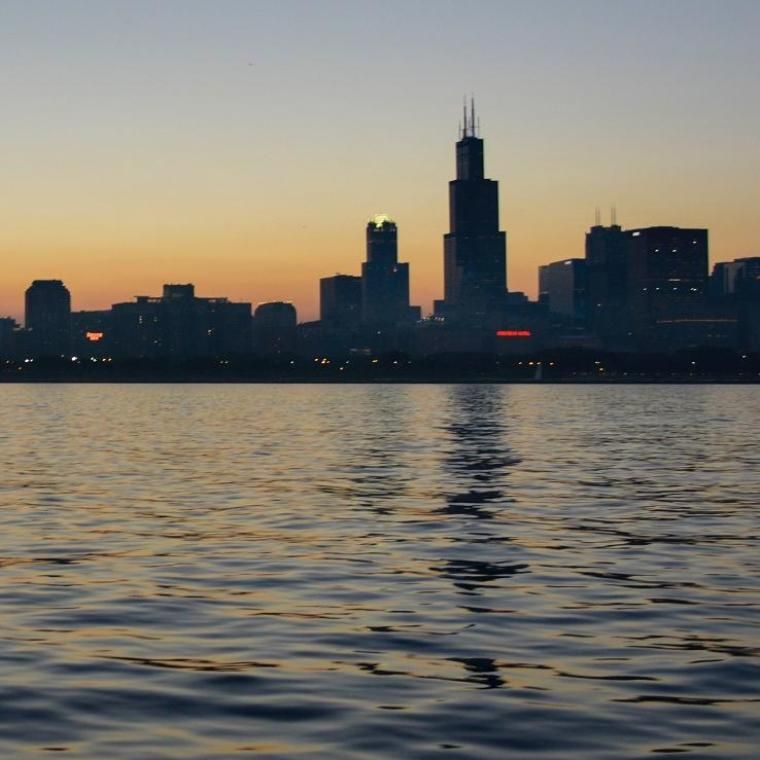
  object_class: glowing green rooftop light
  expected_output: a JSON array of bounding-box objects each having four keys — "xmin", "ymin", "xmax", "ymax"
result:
[{"xmin": 369, "ymin": 213, "xmax": 395, "ymax": 229}]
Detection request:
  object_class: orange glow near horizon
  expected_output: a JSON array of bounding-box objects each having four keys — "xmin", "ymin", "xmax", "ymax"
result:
[
  {"xmin": 1, "ymin": 182, "xmax": 755, "ymax": 326},
  {"xmin": 1, "ymin": 3, "xmax": 757, "ymax": 325}
]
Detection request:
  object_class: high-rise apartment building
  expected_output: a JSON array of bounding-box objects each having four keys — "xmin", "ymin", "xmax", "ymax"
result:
[
  {"xmin": 24, "ymin": 279, "xmax": 71, "ymax": 357},
  {"xmin": 111, "ymin": 284, "xmax": 251, "ymax": 359}
]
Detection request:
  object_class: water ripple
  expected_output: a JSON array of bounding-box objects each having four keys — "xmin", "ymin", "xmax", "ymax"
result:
[{"xmin": 1, "ymin": 383, "xmax": 759, "ymax": 758}]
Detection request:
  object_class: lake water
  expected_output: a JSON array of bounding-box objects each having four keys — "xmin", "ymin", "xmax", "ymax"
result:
[{"xmin": 1, "ymin": 384, "xmax": 758, "ymax": 759}]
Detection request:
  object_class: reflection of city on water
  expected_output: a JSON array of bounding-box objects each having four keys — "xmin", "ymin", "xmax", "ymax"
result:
[
  {"xmin": 438, "ymin": 384, "xmax": 521, "ymax": 520},
  {"xmin": 433, "ymin": 385, "xmax": 529, "ymax": 601},
  {"xmin": 450, "ymin": 656, "xmax": 505, "ymax": 690}
]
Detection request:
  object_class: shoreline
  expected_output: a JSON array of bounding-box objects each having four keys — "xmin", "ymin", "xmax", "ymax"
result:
[{"xmin": 2, "ymin": 375, "xmax": 758, "ymax": 385}]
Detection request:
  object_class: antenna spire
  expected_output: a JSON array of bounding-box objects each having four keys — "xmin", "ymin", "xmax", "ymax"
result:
[
  {"xmin": 611, "ymin": 205, "xmax": 617, "ymax": 226},
  {"xmin": 459, "ymin": 95, "xmax": 481, "ymax": 138},
  {"xmin": 595, "ymin": 207, "xmax": 601, "ymax": 226}
]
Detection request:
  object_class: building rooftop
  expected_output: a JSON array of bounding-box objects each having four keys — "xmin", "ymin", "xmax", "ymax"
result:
[{"xmin": 368, "ymin": 213, "xmax": 395, "ymax": 229}]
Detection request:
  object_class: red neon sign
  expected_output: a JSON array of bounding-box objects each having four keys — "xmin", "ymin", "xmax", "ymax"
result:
[{"xmin": 496, "ymin": 329, "xmax": 532, "ymax": 338}]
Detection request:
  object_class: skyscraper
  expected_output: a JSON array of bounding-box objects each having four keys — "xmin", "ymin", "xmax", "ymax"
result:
[
  {"xmin": 320, "ymin": 274, "xmax": 362, "ymax": 329},
  {"xmin": 361, "ymin": 214, "xmax": 412, "ymax": 326},
  {"xmin": 627, "ymin": 226, "xmax": 708, "ymax": 324},
  {"xmin": 585, "ymin": 221, "xmax": 631, "ymax": 343},
  {"xmin": 436, "ymin": 100, "xmax": 507, "ymax": 325},
  {"xmin": 24, "ymin": 279, "xmax": 71, "ymax": 357},
  {"xmin": 539, "ymin": 259, "xmax": 587, "ymax": 321}
]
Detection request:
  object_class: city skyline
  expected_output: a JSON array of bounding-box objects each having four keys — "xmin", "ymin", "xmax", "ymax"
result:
[{"xmin": 1, "ymin": 0, "xmax": 759, "ymax": 322}]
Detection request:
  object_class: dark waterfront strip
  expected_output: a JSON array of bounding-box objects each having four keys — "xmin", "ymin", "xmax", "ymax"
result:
[{"xmin": 3, "ymin": 349, "xmax": 759, "ymax": 384}]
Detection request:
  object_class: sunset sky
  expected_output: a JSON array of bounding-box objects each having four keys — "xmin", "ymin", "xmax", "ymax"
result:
[{"xmin": 1, "ymin": 0, "xmax": 758, "ymax": 322}]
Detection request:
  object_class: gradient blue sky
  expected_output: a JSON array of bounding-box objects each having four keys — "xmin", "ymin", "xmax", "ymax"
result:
[{"xmin": 1, "ymin": 0, "xmax": 758, "ymax": 320}]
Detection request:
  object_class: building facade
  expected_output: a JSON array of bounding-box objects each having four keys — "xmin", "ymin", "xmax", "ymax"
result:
[
  {"xmin": 24, "ymin": 279, "xmax": 71, "ymax": 357},
  {"xmin": 435, "ymin": 101, "xmax": 507, "ymax": 326},
  {"xmin": 626, "ymin": 227, "xmax": 709, "ymax": 347},
  {"xmin": 320, "ymin": 274, "xmax": 362, "ymax": 329},
  {"xmin": 111, "ymin": 284, "xmax": 252, "ymax": 359},
  {"xmin": 539, "ymin": 258, "xmax": 587, "ymax": 321},
  {"xmin": 585, "ymin": 223, "xmax": 630, "ymax": 344},
  {"xmin": 361, "ymin": 214, "xmax": 412, "ymax": 327},
  {"xmin": 253, "ymin": 301, "xmax": 297, "ymax": 355},
  {"xmin": 0, "ymin": 317, "xmax": 19, "ymax": 359}
]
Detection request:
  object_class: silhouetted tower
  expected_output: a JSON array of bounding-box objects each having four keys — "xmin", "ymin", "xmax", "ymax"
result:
[
  {"xmin": 438, "ymin": 99, "xmax": 507, "ymax": 325},
  {"xmin": 161, "ymin": 283, "xmax": 199, "ymax": 359},
  {"xmin": 626, "ymin": 226, "xmax": 708, "ymax": 332},
  {"xmin": 320, "ymin": 274, "xmax": 362, "ymax": 329},
  {"xmin": 24, "ymin": 279, "xmax": 71, "ymax": 357},
  {"xmin": 585, "ymin": 220, "xmax": 630, "ymax": 341},
  {"xmin": 361, "ymin": 214, "xmax": 411, "ymax": 325}
]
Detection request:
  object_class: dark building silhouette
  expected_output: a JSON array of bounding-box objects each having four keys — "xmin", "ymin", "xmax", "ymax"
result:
[
  {"xmin": 711, "ymin": 257, "xmax": 760, "ymax": 350},
  {"xmin": 539, "ymin": 258, "xmax": 587, "ymax": 321},
  {"xmin": 627, "ymin": 227, "xmax": 708, "ymax": 304},
  {"xmin": 315, "ymin": 215, "xmax": 419, "ymax": 356},
  {"xmin": 24, "ymin": 279, "xmax": 71, "ymax": 357},
  {"xmin": 111, "ymin": 284, "xmax": 252, "ymax": 359},
  {"xmin": 612, "ymin": 225, "xmax": 737, "ymax": 351},
  {"xmin": 320, "ymin": 274, "xmax": 362, "ymax": 329},
  {"xmin": 435, "ymin": 100, "xmax": 507, "ymax": 326},
  {"xmin": 253, "ymin": 301, "xmax": 297, "ymax": 355},
  {"xmin": 161, "ymin": 284, "xmax": 201, "ymax": 359},
  {"xmin": 205, "ymin": 295, "xmax": 253, "ymax": 356},
  {"xmin": 361, "ymin": 214, "xmax": 412, "ymax": 326},
  {"xmin": 582, "ymin": 222, "xmax": 719, "ymax": 350},
  {"xmin": 585, "ymin": 221, "xmax": 631, "ymax": 345},
  {"xmin": 112, "ymin": 296, "xmax": 163, "ymax": 359},
  {"xmin": 626, "ymin": 226, "xmax": 708, "ymax": 347},
  {"xmin": 71, "ymin": 310, "xmax": 113, "ymax": 359},
  {"xmin": 0, "ymin": 317, "xmax": 20, "ymax": 359},
  {"xmin": 711, "ymin": 260, "xmax": 743, "ymax": 298},
  {"xmin": 318, "ymin": 274, "xmax": 365, "ymax": 355},
  {"xmin": 711, "ymin": 256, "xmax": 760, "ymax": 298}
]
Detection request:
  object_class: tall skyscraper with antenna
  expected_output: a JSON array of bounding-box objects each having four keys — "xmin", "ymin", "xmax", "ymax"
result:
[{"xmin": 435, "ymin": 99, "xmax": 507, "ymax": 325}]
